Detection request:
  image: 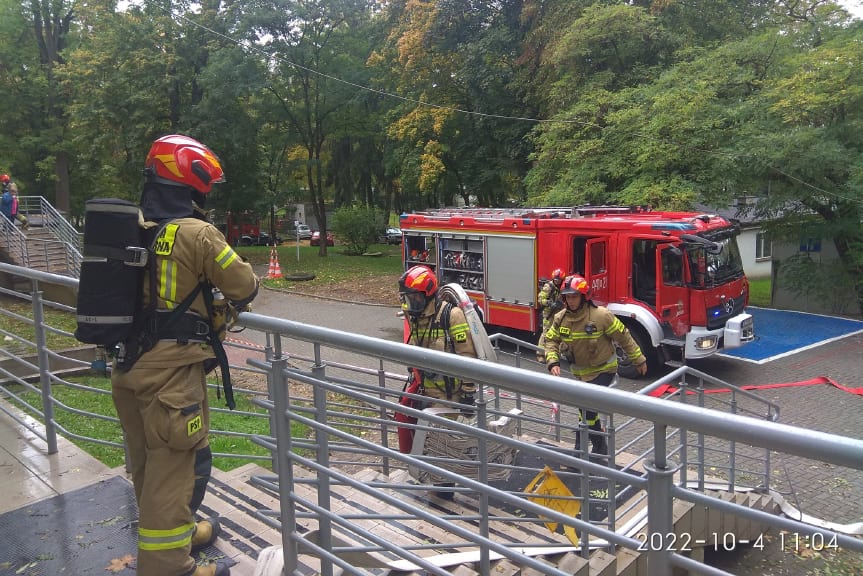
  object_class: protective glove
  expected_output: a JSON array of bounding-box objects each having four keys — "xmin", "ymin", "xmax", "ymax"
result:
[
  {"xmin": 227, "ymin": 302, "xmax": 252, "ymax": 333},
  {"xmin": 550, "ymin": 300, "xmax": 564, "ymax": 313},
  {"xmin": 459, "ymin": 392, "xmax": 475, "ymax": 416}
]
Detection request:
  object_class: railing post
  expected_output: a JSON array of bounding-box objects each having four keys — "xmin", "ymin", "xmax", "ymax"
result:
[
  {"xmin": 378, "ymin": 358, "xmax": 391, "ymax": 476},
  {"xmin": 577, "ymin": 422, "xmax": 591, "ymax": 559},
  {"xmin": 311, "ymin": 343, "xmax": 335, "ymax": 576},
  {"xmin": 678, "ymin": 374, "xmax": 689, "ymax": 489},
  {"xmin": 729, "ymin": 392, "xmax": 738, "ymax": 491},
  {"xmin": 475, "ymin": 394, "xmax": 491, "ymax": 574},
  {"xmin": 606, "ymin": 415, "xmax": 617, "ymax": 547},
  {"xmin": 30, "ymin": 283, "xmax": 58, "ymax": 453},
  {"xmin": 696, "ymin": 378, "xmax": 706, "ymax": 491},
  {"xmin": 269, "ymin": 354, "xmax": 297, "ymax": 575},
  {"xmin": 266, "ymin": 333, "xmax": 281, "ymax": 473},
  {"xmin": 644, "ymin": 424, "xmax": 681, "ymax": 576}
]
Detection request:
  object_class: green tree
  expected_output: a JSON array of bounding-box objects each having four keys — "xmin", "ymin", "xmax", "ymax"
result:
[
  {"xmin": 369, "ymin": 0, "xmax": 532, "ymax": 209},
  {"xmin": 330, "ymin": 204, "xmax": 381, "ymax": 255},
  {"xmin": 249, "ymin": 0, "xmax": 376, "ymax": 256},
  {"xmin": 0, "ymin": 0, "xmax": 42, "ymax": 189},
  {"xmin": 0, "ymin": 0, "xmax": 77, "ymax": 212}
]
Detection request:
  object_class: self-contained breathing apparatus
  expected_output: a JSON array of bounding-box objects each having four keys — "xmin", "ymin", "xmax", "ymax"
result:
[{"xmin": 74, "ymin": 198, "xmax": 238, "ymax": 408}]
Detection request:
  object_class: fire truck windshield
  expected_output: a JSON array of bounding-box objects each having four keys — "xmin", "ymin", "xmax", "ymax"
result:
[{"xmin": 684, "ymin": 233, "xmax": 745, "ymax": 287}]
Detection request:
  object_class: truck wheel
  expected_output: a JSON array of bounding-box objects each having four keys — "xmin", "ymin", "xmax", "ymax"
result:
[{"xmin": 616, "ymin": 325, "xmax": 656, "ymax": 379}]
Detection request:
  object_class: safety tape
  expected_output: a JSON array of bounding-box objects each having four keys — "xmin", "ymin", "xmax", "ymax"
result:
[{"xmin": 647, "ymin": 375, "xmax": 862, "ymax": 397}]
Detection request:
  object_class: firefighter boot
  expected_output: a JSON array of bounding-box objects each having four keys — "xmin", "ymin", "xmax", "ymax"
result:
[
  {"xmin": 589, "ymin": 423, "xmax": 608, "ymax": 457},
  {"xmin": 459, "ymin": 392, "xmax": 476, "ymax": 416},
  {"xmin": 191, "ymin": 517, "xmax": 222, "ymax": 553},
  {"xmin": 188, "ymin": 560, "xmax": 230, "ymax": 576},
  {"xmin": 433, "ymin": 482, "xmax": 455, "ymax": 500},
  {"xmin": 573, "ymin": 425, "xmax": 589, "ymax": 456}
]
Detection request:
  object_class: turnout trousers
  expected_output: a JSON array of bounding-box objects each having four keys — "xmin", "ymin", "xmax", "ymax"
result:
[{"xmin": 112, "ymin": 362, "xmax": 212, "ymax": 576}]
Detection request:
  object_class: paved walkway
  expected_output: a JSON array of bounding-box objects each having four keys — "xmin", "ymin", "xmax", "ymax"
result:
[
  {"xmin": 0, "ymin": 401, "xmax": 117, "ymax": 515},
  {"xmin": 689, "ymin": 331, "xmax": 863, "ymax": 525}
]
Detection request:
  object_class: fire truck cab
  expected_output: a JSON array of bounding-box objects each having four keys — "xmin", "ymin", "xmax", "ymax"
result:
[{"xmin": 399, "ymin": 206, "xmax": 755, "ymax": 374}]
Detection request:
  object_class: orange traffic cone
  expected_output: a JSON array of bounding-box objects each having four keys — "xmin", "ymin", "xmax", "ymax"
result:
[{"xmin": 266, "ymin": 248, "xmax": 283, "ymax": 279}]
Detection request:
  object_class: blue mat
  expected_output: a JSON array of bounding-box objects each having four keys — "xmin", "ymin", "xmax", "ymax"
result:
[{"xmin": 720, "ymin": 307, "xmax": 863, "ymax": 363}]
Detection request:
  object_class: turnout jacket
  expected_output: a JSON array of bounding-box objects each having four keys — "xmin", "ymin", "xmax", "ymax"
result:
[
  {"xmin": 544, "ymin": 302, "xmax": 645, "ymax": 382},
  {"xmin": 538, "ymin": 281, "xmax": 562, "ymax": 326},
  {"xmin": 135, "ymin": 217, "xmax": 258, "ymax": 369},
  {"xmin": 407, "ymin": 298, "xmax": 477, "ymax": 399}
]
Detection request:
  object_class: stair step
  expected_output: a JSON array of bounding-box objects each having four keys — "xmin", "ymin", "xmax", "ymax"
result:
[
  {"xmin": 587, "ymin": 549, "xmax": 617, "ymax": 576},
  {"xmin": 386, "ymin": 468, "xmax": 575, "ymax": 547},
  {"xmin": 615, "ymin": 547, "xmax": 645, "ymax": 576},
  {"xmin": 201, "ymin": 464, "xmax": 321, "ymax": 576},
  {"xmin": 554, "ymin": 551, "xmax": 590, "ymax": 575},
  {"xmin": 200, "ymin": 461, "xmax": 780, "ymax": 576}
]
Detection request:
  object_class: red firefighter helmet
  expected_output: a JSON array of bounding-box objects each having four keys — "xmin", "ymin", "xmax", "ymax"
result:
[
  {"xmin": 144, "ymin": 135, "xmax": 225, "ymax": 194},
  {"xmin": 551, "ymin": 268, "xmax": 565, "ymax": 283},
  {"xmin": 560, "ymin": 274, "xmax": 591, "ymax": 298},
  {"xmin": 0, "ymin": 174, "xmax": 9, "ymax": 184},
  {"xmin": 399, "ymin": 265, "xmax": 438, "ymax": 316}
]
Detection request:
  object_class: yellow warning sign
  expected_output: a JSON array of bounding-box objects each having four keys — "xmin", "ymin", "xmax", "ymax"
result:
[{"xmin": 523, "ymin": 466, "xmax": 581, "ymax": 545}]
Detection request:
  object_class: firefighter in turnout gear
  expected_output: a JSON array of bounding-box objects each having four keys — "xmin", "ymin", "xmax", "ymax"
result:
[
  {"xmin": 399, "ymin": 265, "xmax": 479, "ymax": 498},
  {"xmin": 111, "ymin": 135, "xmax": 258, "ymax": 576},
  {"xmin": 536, "ymin": 267, "xmax": 565, "ymax": 362},
  {"xmin": 399, "ymin": 265, "xmax": 478, "ymax": 408},
  {"xmin": 544, "ymin": 275, "xmax": 647, "ymax": 456}
]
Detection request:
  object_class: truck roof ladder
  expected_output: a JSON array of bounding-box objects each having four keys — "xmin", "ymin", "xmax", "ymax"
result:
[{"xmin": 412, "ymin": 205, "xmax": 649, "ymax": 221}]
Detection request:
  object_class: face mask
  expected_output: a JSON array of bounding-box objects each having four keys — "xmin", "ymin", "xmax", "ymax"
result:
[{"xmin": 400, "ymin": 291, "xmax": 427, "ymax": 316}]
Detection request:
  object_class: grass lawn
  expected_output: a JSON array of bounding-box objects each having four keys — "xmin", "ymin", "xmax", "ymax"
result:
[
  {"xmin": 748, "ymin": 277, "xmax": 771, "ymax": 307},
  {"xmin": 240, "ymin": 242, "xmax": 403, "ymax": 274},
  {"xmin": 10, "ymin": 374, "xmax": 286, "ymax": 471}
]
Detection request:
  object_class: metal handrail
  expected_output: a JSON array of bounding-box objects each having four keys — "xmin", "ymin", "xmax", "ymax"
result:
[
  {"xmin": 0, "ymin": 214, "xmax": 29, "ymax": 266},
  {"xmin": 5, "ymin": 196, "xmax": 83, "ymax": 277}
]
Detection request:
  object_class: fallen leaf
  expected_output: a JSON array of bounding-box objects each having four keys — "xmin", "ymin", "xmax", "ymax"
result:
[{"xmin": 105, "ymin": 554, "xmax": 135, "ymax": 573}]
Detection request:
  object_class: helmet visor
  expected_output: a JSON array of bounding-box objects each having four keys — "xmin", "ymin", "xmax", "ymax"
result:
[{"xmin": 400, "ymin": 291, "xmax": 428, "ymax": 315}]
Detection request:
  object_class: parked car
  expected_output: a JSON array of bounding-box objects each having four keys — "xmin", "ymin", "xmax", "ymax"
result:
[
  {"xmin": 239, "ymin": 231, "xmax": 282, "ymax": 246},
  {"xmin": 293, "ymin": 224, "xmax": 313, "ymax": 240},
  {"xmin": 381, "ymin": 227, "xmax": 402, "ymax": 245},
  {"xmin": 310, "ymin": 230, "xmax": 335, "ymax": 246}
]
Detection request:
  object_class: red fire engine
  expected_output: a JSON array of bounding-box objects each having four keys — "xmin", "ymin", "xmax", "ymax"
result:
[{"xmin": 399, "ymin": 206, "xmax": 755, "ymax": 373}]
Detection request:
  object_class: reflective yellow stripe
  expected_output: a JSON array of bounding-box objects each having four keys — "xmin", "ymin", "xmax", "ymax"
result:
[
  {"xmin": 159, "ymin": 259, "xmax": 178, "ymax": 309},
  {"xmin": 411, "ymin": 328, "xmax": 447, "ymax": 339},
  {"xmin": 138, "ymin": 522, "xmax": 195, "ymax": 551},
  {"xmin": 450, "ymin": 321, "xmax": 469, "ymax": 342},
  {"xmin": 572, "ymin": 357, "xmax": 618, "ymax": 377},
  {"xmin": 154, "ymin": 223, "xmax": 179, "ymax": 256},
  {"xmin": 215, "ymin": 245, "xmax": 238, "ymax": 269}
]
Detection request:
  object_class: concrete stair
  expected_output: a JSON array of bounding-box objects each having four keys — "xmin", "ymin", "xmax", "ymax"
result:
[
  {"xmin": 21, "ymin": 226, "xmax": 76, "ymax": 275},
  {"xmin": 202, "ymin": 460, "xmax": 780, "ymax": 576}
]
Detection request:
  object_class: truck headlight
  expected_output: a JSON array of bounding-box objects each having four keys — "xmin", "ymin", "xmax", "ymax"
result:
[{"xmin": 695, "ymin": 335, "xmax": 718, "ymax": 351}]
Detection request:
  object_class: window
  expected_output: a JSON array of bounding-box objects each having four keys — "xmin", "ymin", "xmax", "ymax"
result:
[
  {"xmin": 589, "ymin": 241, "xmax": 606, "ymax": 274},
  {"xmin": 755, "ymin": 231, "xmax": 772, "ymax": 260},
  {"xmin": 661, "ymin": 247, "xmax": 684, "ymax": 286},
  {"xmin": 799, "ymin": 237, "xmax": 821, "ymax": 253}
]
